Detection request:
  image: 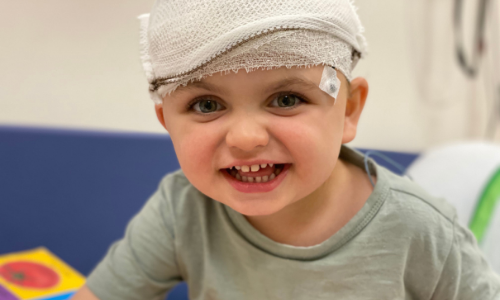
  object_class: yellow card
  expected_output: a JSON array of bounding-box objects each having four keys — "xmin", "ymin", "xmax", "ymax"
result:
[{"xmin": 0, "ymin": 248, "xmax": 85, "ymax": 300}]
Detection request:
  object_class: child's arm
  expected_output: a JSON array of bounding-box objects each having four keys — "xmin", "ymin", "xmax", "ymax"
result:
[
  {"xmin": 78, "ymin": 175, "xmax": 183, "ymax": 300},
  {"xmin": 431, "ymin": 218, "xmax": 500, "ymax": 299},
  {"xmin": 71, "ymin": 285, "xmax": 100, "ymax": 300}
]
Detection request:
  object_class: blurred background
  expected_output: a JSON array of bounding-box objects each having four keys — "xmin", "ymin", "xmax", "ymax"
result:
[
  {"xmin": 1, "ymin": 0, "xmax": 500, "ymax": 299},
  {"xmin": 1, "ymin": 0, "xmax": 499, "ymax": 150}
]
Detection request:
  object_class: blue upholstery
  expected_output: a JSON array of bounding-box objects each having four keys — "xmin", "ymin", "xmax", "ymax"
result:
[{"xmin": 0, "ymin": 126, "xmax": 418, "ymax": 300}]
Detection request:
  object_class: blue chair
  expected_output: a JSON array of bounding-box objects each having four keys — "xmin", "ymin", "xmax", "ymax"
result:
[{"xmin": 0, "ymin": 125, "xmax": 418, "ymax": 299}]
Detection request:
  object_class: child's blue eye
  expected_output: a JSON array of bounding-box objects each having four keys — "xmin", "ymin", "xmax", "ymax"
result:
[
  {"xmin": 189, "ymin": 99, "xmax": 225, "ymax": 114},
  {"xmin": 270, "ymin": 93, "xmax": 305, "ymax": 109}
]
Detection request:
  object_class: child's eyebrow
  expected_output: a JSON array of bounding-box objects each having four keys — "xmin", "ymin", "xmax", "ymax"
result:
[
  {"xmin": 265, "ymin": 77, "xmax": 319, "ymax": 93},
  {"xmin": 174, "ymin": 77, "xmax": 319, "ymax": 94},
  {"xmin": 175, "ymin": 81, "xmax": 223, "ymax": 94}
]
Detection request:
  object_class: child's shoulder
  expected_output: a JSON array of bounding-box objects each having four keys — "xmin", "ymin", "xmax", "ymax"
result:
[
  {"xmin": 376, "ymin": 166, "xmax": 458, "ymax": 243},
  {"xmin": 386, "ymin": 167, "xmax": 456, "ymax": 222},
  {"xmin": 388, "ymin": 166, "xmax": 456, "ymax": 218},
  {"xmin": 341, "ymin": 145, "xmax": 458, "ymax": 236},
  {"xmin": 370, "ymin": 167, "xmax": 500, "ymax": 298}
]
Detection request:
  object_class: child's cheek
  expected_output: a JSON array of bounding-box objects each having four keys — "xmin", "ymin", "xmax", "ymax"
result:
[
  {"xmin": 173, "ymin": 122, "xmax": 224, "ymax": 192},
  {"xmin": 270, "ymin": 112, "xmax": 340, "ymax": 186}
]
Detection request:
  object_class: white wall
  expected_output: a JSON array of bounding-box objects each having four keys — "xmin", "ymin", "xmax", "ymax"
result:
[
  {"xmin": 1, "ymin": 0, "xmax": 499, "ymax": 151},
  {"xmin": 0, "ymin": 0, "xmax": 161, "ymax": 133},
  {"xmin": 352, "ymin": 0, "xmax": 426, "ymax": 151}
]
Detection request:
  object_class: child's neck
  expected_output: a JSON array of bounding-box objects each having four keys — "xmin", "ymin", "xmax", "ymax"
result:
[{"xmin": 245, "ymin": 158, "xmax": 376, "ymax": 247}]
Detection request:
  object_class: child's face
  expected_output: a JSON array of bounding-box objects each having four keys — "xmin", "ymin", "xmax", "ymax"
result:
[{"xmin": 156, "ymin": 66, "xmax": 367, "ymax": 216}]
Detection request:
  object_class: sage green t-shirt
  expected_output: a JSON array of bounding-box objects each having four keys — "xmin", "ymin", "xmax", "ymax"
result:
[{"xmin": 86, "ymin": 146, "xmax": 500, "ymax": 300}]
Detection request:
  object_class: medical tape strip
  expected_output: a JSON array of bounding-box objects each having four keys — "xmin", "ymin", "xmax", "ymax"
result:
[{"xmin": 318, "ymin": 66, "xmax": 341, "ymax": 103}]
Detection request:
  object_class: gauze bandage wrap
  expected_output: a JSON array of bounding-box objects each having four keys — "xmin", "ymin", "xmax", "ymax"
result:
[{"xmin": 139, "ymin": 0, "xmax": 366, "ymax": 103}]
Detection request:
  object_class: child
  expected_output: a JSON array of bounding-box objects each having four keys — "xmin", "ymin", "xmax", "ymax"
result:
[{"xmin": 73, "ymin": 0, "xmax": 500, "ymax": 299}]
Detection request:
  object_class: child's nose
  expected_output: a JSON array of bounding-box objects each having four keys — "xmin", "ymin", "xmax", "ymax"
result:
[{"xmin": 225, "ymin": 116, "xmax": 269, "ymax": 152}]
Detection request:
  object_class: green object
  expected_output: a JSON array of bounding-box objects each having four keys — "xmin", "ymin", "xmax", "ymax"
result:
[{"xmin": 469, "ymin": 167, "xmax": 500, "ymax": 243}]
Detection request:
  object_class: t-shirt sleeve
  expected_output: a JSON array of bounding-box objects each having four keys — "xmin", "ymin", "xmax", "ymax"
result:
[
  {"xmin": 431, "ymin": 217, "xmax": 500, "ymax": 300},
  {"xmin": 86, "ymin": 178, "xmax": 182, "ymax": 300}
]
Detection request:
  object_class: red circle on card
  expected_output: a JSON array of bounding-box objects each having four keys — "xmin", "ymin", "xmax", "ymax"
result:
[{"xmin": 0, "ymin": 261, "xmax": 60, "ymax": 289}]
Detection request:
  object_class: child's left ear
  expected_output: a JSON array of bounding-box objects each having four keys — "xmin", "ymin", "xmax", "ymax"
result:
[
  {"xmin": 342, "ymin": 77, "xmax": 369, "ymax": 144},
  {"xmin": 155, "ymin": 104, "xmax": 168, "ymax": 131}
]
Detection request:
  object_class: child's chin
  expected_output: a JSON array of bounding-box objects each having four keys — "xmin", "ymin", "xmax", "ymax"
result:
[{"xmin": 226, "ymin": 198, "xmax": 288, "ymax": 217}]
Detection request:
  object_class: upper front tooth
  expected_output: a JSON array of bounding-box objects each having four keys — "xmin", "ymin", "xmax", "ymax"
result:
[
  {"xmin": 251, "ymin": 164, "xmax": 260, "ymax": 172},
  {"xmin": 241, "ymin": 165, "xmax": 250, "ymax": 172},
  {"xmin": 235, "ymin": 166, "xmax": 241, "ymax": 170},
  {"xmin": 260, "ymin": 163, "xmax": 267, "ymax": 168}
]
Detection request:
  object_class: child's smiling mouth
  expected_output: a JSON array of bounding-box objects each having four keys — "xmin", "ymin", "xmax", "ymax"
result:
[
  {"xmin": 221, "ymin": 163, "xmax": 291, "ymax": 193},
  {"xmin": 226, "ymin": 163, "xmax": 285, "ymax": 183}
]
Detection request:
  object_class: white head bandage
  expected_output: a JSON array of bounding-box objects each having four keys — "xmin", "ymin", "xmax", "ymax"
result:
[{"xmin": 138, "ymin": 0, "xmax": 366, "ymax": 104}]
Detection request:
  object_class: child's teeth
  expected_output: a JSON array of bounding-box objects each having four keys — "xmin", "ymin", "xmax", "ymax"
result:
[
  {"xmin": 235, "ymin": 172, "xmax": 277, "ymax": 182},
  {"xmin": 232, "ymin": 164, "xmax": 283, "ymax": 182}
]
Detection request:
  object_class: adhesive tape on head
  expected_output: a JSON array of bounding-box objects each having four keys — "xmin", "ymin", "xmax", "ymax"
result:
[{"xmin": 319, "ymin": 66, "xmax": 341, "ymax": 103}]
